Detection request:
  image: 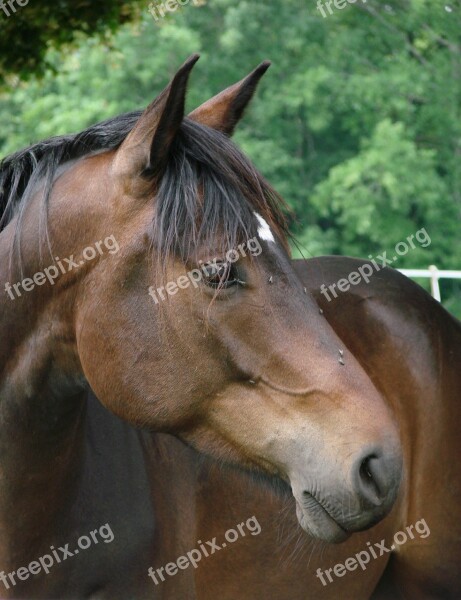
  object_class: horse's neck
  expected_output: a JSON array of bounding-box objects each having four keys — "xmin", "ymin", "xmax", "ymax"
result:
[
  {"xmin": 78, "ymin": 397, "xmax": 198, "ymax": 596},
  {"xmin": 0, "ymin": 348, "xmax": 86, "ymax": 567},
  {"xmin": 0, "ymin": 219, "xmax": 88, "ymax": 566},
  {"xmin": 0, "ymin": 393, "xmax": 86, "ymax": 568}
]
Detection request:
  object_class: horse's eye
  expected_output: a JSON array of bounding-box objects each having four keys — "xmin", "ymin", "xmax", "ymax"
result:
[{"xmin": 203, "ymin": 261, "xmax": 240, "ymax": 289}]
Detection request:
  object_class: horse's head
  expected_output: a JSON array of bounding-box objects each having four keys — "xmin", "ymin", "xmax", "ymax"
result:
[{"xmin": 54, "ymin": 56, "xmax": 402, "ymax": 542}]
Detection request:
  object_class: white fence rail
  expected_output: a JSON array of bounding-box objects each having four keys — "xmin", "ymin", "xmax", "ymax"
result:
[{"xmin": 398, "ymin": 266, "xmax": 461, "ymax": 302}]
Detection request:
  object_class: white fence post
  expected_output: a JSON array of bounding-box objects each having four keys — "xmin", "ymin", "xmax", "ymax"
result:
[
  {"xmin": 397, "ymin": 266, "xmax": 461, "ymax": 302},
  {"xmin": 428, "ymin": 265, "xmax": 441, "ymax": 302}
]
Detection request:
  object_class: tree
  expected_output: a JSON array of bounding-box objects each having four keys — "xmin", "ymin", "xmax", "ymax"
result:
[{"xmin": 0, "ymin": 0, "xmax": 143, "ymax": 83}]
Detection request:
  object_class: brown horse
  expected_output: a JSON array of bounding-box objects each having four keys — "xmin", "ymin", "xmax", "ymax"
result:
[
  {"xmin": 1, "ymin": 56, "xmax": 410, "ymax": 599},
  {"xmin": 184, "ymin": 258, "xmax": 461, "ymax": 599}
]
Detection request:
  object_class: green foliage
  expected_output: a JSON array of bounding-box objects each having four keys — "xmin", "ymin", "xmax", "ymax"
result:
[
  {"xmin": 0, "ymin": 0, "xmax": 460, "ymax": 314},
  {"xmin": 0, "ymin": 0, "xmax": 143, "ymax": 83},
  {"xmin": 310, "ymin": 119, "xmax": 456, "ymax": 266}
]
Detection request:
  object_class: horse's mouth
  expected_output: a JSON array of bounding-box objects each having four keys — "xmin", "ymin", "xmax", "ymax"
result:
[{"xmin": 295, "ymin": 493, "xmax": 351, "ymax": 543}]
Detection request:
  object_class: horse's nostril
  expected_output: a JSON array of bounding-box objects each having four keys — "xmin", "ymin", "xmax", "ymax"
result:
[
  {"xmin": 359, "ymin": 455, "xmax": 382, "ymax": 503},
  {"xmin": 353, "ymin": 450, "xmax": 400, "ymax": 509}
]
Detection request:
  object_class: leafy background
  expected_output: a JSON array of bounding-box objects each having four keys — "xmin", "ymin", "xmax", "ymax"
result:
[{"xmin": 1, "ymin": 0, "xmax": 460, "ymax": 315}]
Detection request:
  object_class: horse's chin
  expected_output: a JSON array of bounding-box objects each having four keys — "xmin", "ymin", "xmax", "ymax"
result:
[{"xmin": 295, "ymin": 498, "xmax": 351, "ymax": 544}]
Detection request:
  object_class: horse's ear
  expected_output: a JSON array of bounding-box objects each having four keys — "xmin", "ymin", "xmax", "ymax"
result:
[
  {"xmin": 188, "ymin": 61, "xmax": 271, "ymax": 135},
  {"xmin": 113, "ymin": 54, "xmax": 200, "ymax": 179}
]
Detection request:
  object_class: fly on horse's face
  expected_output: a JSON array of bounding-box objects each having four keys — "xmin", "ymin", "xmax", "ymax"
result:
[{"xmin": 36, "ymin": 56, "xmax": 402, "ymax": 543}]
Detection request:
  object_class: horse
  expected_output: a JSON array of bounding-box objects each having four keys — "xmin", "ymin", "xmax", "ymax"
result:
[
  {"xmin": 295, "ymin": 257, "xmax": 461, "ymax": 598},
  {"xmin": 0, "ymin": 55, "xmax": 404, "ymax": 598},
  {"xmin": 185, "ymin": 258, "xmax": 461, "ymax": 599}
]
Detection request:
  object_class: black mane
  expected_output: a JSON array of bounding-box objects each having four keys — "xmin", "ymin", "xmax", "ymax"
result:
[
  {"xmin": 0, "ymin": 111, "xmax": 142, "ymax": 233},
  {"xmin": 0, "ymin": 111, "xmax": 288, "ymax": 264}
]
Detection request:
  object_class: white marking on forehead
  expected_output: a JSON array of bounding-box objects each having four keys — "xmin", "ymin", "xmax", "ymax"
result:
[{"xmin": 254, "ymin": 212, "xmax": 275, "ymax": 243}]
